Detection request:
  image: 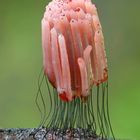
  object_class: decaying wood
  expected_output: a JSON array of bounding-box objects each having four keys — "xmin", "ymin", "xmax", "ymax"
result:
[{"xmin": 0, "ymin": 127, "xmax": 107, "ymax": 140}]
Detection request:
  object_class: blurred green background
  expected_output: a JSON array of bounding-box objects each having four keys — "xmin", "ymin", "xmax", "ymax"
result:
[{"xmin": 0, "ymin": 0, "xmax": 140, "ymax": 139}]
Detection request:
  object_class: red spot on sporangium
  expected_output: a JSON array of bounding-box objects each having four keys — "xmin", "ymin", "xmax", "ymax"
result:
[
  {"xmin": 59, "ymin": 92, "xmax": 69, "ymax": 102},
  {"xmin": 75, "ymin": 7, "xmax": 80, "ymax": 12}
]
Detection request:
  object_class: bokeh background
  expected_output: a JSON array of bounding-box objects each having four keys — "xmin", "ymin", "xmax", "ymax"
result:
[{"xmin": 0, "ymin": 0, "xmax": 140, "ymax": 139}]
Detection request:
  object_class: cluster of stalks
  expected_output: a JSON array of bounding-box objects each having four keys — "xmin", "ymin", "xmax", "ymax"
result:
[{"xmin": 35, "ymin": 69, "xmax": 115, "ymax": 140}]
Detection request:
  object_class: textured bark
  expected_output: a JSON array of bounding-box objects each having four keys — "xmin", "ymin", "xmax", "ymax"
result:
[{"xmin": 0, "ymin": 127, "xmax": 107, "ymax": 140}]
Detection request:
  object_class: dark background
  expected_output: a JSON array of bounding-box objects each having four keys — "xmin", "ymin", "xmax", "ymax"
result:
[{"xmin": 0, "ymin": 0, "xmax": 140, "ymax": 139}]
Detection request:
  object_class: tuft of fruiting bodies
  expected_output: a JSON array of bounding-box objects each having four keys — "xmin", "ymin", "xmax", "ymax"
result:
[{"xmin": 42, "ymin": 0, "xmax": 108, "ymax": 102}]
